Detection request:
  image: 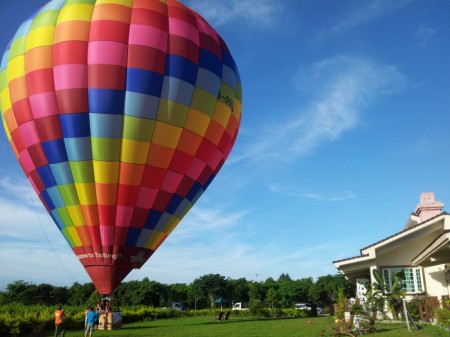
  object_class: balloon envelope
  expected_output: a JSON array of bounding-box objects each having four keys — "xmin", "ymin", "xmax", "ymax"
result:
[{"xmin": 0, "ymin": 0, "xmax": 241, "ymax": 294}]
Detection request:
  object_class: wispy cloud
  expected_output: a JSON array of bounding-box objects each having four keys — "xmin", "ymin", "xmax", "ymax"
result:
[
  {"xmin": 234, "ymin": 56, "xmax": 405, "ymax": 164},
  {"xmin": 184, "ymin": 0, "xmax": 283, "ymax": 27},
  {"xmin": 0, "ymin": 176, "xmax": 35, "ymax": 204},
  {"xmin": 268, "ymin": 183, "xmax": 357, "ymax": 202},
  {"xmin": 0, "ymin": 176, "xmax": 352, "ymax": 287},
  {"xmin": 131, "ymin": 237, "xmax": 344, "ymax": 283},
  {"xmin": 326, "ymin": 0, "xmax": 414, "ymax": 35},
  {"xmin": 301, "ymin": 191, "xmax": 356, "ymax": 202},
  {"xmin": 398, "ymin": 138, "xmax": 447, "ymax": 157},
  {"xmin": 0, "ymin": 176, "xmax": 86, "ymax": 288},
  {"xmin": 0, "ymin": 195, "xmax": 49, "ymax": 242},
  {"xmin": 0, "ymin": 242, "xmax": 87, "ymax": 288},
  {"xmin": 413, "ymin": 27, "xmax": 436, "ymax": 47},
  {"xmin": 168, "ymin": 204, "xmax": 250, "ymax": 241}
]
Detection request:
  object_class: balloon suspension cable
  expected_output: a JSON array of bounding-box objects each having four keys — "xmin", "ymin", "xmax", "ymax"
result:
[{"xmin": 23, "ymin": 175, "xmax": 78, "ymax": 284}]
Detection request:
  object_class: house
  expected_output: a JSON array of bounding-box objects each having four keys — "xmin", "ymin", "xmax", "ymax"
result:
[{"xmin": 334, "ymin": 192, "xmax": 450, "ymax": 305}]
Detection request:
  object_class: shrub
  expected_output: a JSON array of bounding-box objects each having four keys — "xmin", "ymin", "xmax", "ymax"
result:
[
  {"xmin": 405, "ymin": 298, "xmax": 421, "ymax": 320},
  {"xmin": 334, "ymin": 287, "xmax": 345, "ymax": 320},
  {"xmin": 283, "ymin": 308, "xmax": 310, "ymax": 318},
  {"xmin": 435, "ymin": 300, "xmax": 450, "ymax": 327},
  {"xmin": 0, "ymin": 303, "xmax": 317, "ymax": 336},
  {"xmin": 249, "ymin": 299, "xmax": 268, "ymax": 317}
]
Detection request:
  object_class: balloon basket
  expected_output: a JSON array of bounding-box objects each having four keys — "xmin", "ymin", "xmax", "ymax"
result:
[{"xmin": 98, "ymin": 311, "xmax": 122, "ymax": 330}]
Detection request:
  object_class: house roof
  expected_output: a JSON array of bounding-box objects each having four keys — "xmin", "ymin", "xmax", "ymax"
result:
[
  {"xmin": 333, "ymin": 254, "xmax": 369, "ymax": 264},
  {"xmin": 412, "ymin": 229, "xmax": 450, "ymax": 266},
  {"xmin": 334, "ymin": 193, "xmax": 448, "ymax": 285},
  {"xmin": 359, "ymin": 212, "xmax": 449, "ymax": 252},
  {"xmin": 333, "ymin": 211, "xmax": 449, "ymax": 265}
]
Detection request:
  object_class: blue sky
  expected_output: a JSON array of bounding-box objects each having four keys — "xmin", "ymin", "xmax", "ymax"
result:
[{"xmin": 0, "ymin": 0, "xmax": 449, "ymax": 290}]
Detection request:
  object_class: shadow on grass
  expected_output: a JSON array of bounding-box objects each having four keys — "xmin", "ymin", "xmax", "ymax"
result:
[
  {"xmin": 198, "ymin": 316, "xmax": 311, "ymax": 326},
  {"xmin": 120, "ymin": 323, "xmax": 162, "ymax": 330},
  {"xmin": 375, "ymin": 325, "xmax": 419, "ymax": 333}
]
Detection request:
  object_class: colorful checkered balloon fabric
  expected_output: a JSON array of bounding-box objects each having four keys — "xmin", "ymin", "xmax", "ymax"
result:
[{"xmin": 0, "ymin": 0, "xmax": 242, "ymax": 294}]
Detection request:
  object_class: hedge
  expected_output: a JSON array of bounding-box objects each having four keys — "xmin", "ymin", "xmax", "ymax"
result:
[{"xmin": 0, "ymin": 304, "xmax": 310, "ymax": 337}]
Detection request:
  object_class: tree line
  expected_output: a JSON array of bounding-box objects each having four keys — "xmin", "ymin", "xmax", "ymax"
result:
[{"xmin": 0, "ymin": 273, "xmax": 355, "ymax": 311}]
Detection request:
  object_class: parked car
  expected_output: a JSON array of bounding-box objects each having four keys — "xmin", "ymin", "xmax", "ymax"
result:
[
  {"xmin": 294, "ymin": 303, "xmax": 312, "ymax": 311},
  {"xmin": 232, "ymin": 302, "xmax": 249, "ymax": 310},
  {"xmin": 171, "ymin": 302, "xmax": 184, "ymax": 311}
]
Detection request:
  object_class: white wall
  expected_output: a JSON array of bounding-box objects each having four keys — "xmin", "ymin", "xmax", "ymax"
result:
[
  {"xmin": 423, "ymin": 264, "xmax": 449, "ymax": 298},
  {"xmin": 376, "ymin": 232, "xmax": 438, "ymax": 267}
]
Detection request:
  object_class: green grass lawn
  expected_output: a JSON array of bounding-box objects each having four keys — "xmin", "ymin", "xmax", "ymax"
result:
[{"xmin": 41, "ymin": 316, "xmax": 450, "ymax": 337}]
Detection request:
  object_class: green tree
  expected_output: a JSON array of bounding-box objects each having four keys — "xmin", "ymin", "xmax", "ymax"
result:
[
  {"xmin": 140, "ymin": 278, "xmax": 168, "ymax": 306},
  {"xmin": 334, "ymin": 286, "xmax": 346, "ymax": 320},
  {"xmin": 264, "ymin": 277, "xmax": 278, "ymax": 291},
  {"xmin": 277, "ymin": 279, "xmax": 296, "ymax": 308},
  {"xmin": 1, "ymin": 281, "xmax": 70, "ymax": 306},
  {"xmin": 229, "ymin": 278, "xmax": 249, "ymax": 304},
  {"xmin": 294, "ymin": 278, "xmax": 314, "ymax": 303},
  {"xmin": 4, "ymin": 281, "xmax": 33, "ymax": 304},
  {"xmin": 365, "ymin": 275, "xmax": 384, "ymax": 319},
  {"xmin": 114, "ymin": 280, "xmax": 140, "ymax": 306},
  {"xmin": 387, "ymin": 275, "xmax": 405, "ymax": 319},
  {"xmin": 248, "ymin": 298, "xmax": 265, "ymax": 316},
  {"xmin": 310, "ymin": 274, "xmax": 354, "ymax": 312},
  {"xmin": 49, "ymin": 286, "xmax": 70, "ymax": 306},
  {"xmin": 167, "ymin": 283, "xmax": 188, "ymax": 307},
  {"xmin": 0, "ymin": 291, "xmax": 6, "ymax": 305},
  {"xmin": 372, "ymin": 269, "xmax": 405, "ymax": 319},
  {"xmin": 191, "ymin": 274, "xmax": 229, "ymax": 309},
  {"xmin": 266, "ymin": 287, "xmax": 279, "ymax": 309},
  {"xmin": 275, "ymin": 275, "xmax": 313, "ymax": 308},
  {"xmin": 277, "ymin": 273, "xmax": 292, "ymax": 283},
  {"xmin": 68, "ymin": 282, "xmax": 95, "ymax": 306},
  {"xmin": 187, "ymin": 282, "xmax": 207, "ymax": 310},
  {"xmin": 248, "ymin": 281, "xmax": 265, "ymax": 303}
]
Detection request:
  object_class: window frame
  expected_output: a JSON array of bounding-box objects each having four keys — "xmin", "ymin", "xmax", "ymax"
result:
[{"xmin": 381, "ymin": 266, "xmax": 424, "ymax": 294}]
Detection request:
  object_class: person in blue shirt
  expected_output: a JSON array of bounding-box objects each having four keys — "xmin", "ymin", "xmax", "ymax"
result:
[{"xmin": 84, "ymin": 307, "xmax": 99, "ymax": 337}]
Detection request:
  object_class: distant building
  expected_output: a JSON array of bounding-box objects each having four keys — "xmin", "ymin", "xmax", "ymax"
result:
[{"xmin": 334, "ymin": 192, "xmax": 450, "ymax": 306}]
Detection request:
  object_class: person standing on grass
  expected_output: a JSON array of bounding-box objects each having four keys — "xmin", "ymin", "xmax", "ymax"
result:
[
  {"xmin": 54, "ymin": 306, "xmax": 65, "ymax": 337},
  {"xmin": 84, "ymin": 307, "xmax": 90, "ymax": 331},
  {"xmin": 94, "ymin": 307, "xmax": 100, "ymax": 330},
  {"xmin": 85, "ymin": 307, "xmax": 99, "ymax": 337}
]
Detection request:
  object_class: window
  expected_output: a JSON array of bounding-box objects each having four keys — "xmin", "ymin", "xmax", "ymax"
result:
[{"xmin": 381, "ymin": 267, "xmax": 424, "ymax": 294}]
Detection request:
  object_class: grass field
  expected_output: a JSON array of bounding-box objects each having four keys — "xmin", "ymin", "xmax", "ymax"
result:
[{"xmin": 39, "ymin": 316, "xmax": 450, "ymax": 337}]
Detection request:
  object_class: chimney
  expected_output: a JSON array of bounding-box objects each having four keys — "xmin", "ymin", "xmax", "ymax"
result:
[{"xmin": 414, "ymin": 192, "xmax": 444, "ymax": 223}]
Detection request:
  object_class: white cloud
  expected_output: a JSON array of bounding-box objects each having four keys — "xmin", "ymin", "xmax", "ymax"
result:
[
  {"xmin": 413, "ymin": 27, "xmax": 436, "ymax": 47},
  {"xmin": 0, "ymin": 176, "xmax": 88, "ymax": 289},
  {"xmin": 268, "ymin": 183, "xmax": 357, "ymax": 202},
  {"xmin": 398, "ymin": 138, "xmax": 448, "ymax": 157},
  {"xmin": 127, "ymin": 202, "xmax": 346, "ymax": 283},
  {"xmin": 0, "ymin": 175, "xmax": 343, "ymax": 288},
  {"xmin": 170, "ymin": 205, "xmax": 249, "ymax": 240},
  {"xmin": 0, "ymin": 176, "xmax": 35, "ymax": 204},
  {"xmin": 0, "ymin": 242, "xmax": 88, "ymax": 289},
  {"xmin": 128, "ymin": 236, "xmax": 342, "ymax": 284},
  {"xmin": 0, "ymin": 196, "xmax": 49, "ymax": 241},
  {"xmin": 0, "ymin": 175, "xmax": 255, "ymax": 287},
  {"xmin": 183, "ymin": 0, "xmax": 283, "ymax": 27},
  {"xmin": 326, "ymin": 0, "xmax": 415, "ymax": 35},
  {"xmin": 235, "ymin": 56, "xmax": 405, "ymax": 164}
]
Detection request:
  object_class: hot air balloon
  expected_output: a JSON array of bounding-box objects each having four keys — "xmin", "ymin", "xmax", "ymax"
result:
[{"xmin": 0, "ymin": 0, "xmax": 241, "ymax": 295}]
